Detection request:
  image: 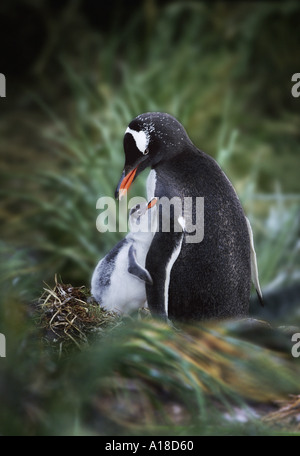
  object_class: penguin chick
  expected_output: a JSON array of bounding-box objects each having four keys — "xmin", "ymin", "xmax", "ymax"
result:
[{"xmin": 91, "ymin": 198, "xmax": 157, "ymax": 314}]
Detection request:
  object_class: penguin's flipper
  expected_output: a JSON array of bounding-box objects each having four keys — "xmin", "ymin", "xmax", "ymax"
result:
[
  {"xmin": 128, "ymin": 245, "xmax": 153, "ymax": 285},
  {"xmin": 245, "ymin": 217, "xmax": 264, "ymax": 306}
]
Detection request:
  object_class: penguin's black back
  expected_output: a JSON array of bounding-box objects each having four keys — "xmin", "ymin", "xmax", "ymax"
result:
[{"xmin": 149, "ymin": 146, "xmax": 251, "ymax": 321}]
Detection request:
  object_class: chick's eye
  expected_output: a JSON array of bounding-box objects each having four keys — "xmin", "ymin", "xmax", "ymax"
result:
[{"xmin": 144, "ymin": 148, "xmax": 149, "ymax": 155}]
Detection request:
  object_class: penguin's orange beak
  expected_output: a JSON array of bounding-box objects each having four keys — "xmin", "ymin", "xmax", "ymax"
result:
[{"xmin": 115, "ymin": 167, "xmax": 138, "ymax": 200}]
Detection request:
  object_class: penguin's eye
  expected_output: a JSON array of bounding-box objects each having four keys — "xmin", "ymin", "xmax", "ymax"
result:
[{"xmin": 144, "ymin": 148, "xmax": 149, "ymax": 155}]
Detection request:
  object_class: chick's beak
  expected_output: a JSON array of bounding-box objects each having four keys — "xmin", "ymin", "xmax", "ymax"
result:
[
  {"xmin": 115, "ymin": 166, "xmax": 138, "ymax": 200},
  {"xmin": 147, "ymin": 197, "xmax": 158, "ymax": 210}
]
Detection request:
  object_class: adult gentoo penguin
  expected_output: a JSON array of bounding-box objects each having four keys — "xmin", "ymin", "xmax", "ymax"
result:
[{"xmin": 115, "ymin": 112, "xmax": 263, "ymax": 321}]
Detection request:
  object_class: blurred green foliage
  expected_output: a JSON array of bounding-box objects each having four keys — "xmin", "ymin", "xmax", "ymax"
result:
[
  {"xmin": 1, "ymin": 1, "xmax": 299, "ymax": 289},
  {"xmin": 0, "ymin": 0, "xmax": 300, "ymax": 435}
]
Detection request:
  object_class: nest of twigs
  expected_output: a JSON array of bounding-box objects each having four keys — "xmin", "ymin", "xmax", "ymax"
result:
[
  {"xmin": 38, "ymin": 275, "xmax": 123, "ymax": 353},
  {"xmin": 263, "ymin": 395, "xmax": 300, "ymax": 431}
]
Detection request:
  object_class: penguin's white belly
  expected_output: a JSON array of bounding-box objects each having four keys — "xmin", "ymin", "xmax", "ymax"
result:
[
  {"xmin": 107, "ymin": 246, "xmax": 147, "ymax": 313},
  {"xmin": 92, "ymin": 243, "xmax": 147, "ymax": 314}
]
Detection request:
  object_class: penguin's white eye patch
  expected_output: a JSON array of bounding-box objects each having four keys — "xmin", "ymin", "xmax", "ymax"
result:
[{"xmin": 125, "ymin": 127, "xmax": 149, "ymax": 154}]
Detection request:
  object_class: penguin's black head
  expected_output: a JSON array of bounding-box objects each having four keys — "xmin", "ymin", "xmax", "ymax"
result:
[{"xmin": 115, "ymin": 112, "xmax": 191, "ymax": 199}]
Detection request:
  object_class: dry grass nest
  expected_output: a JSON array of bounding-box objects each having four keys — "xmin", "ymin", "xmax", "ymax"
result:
[
  {"xmin": 263, "ymin": 395, "xmax": 300, "ymax": 431},
  {"xmin": 37, "ymin": 275, "xmax": 126, "ymax": 353}
]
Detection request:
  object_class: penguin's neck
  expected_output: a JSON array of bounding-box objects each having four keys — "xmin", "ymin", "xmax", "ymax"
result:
[
  {"xmin": 128, "ymin": 208, "xmax": 157, "ymax": 245},
  {"xmin": 146, "ymin": 169, "xmax": 157, "ymax": 200},
  {"xmin": 151, "ymin": 140, "xmax": 197, "ymax": 170},
  {"xmin": 127, "ymin": 229, "xmax": 154, "ymax": 245}
]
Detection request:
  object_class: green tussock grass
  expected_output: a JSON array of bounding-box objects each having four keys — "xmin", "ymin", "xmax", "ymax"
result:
[
  {"xmin": 1, "ymin": 1, "xmax": 299, "ymax": 289},
  {"xmin": 1, "ymin": 287, "xmax": 300, "ymax": 436},
  {"xmin": 0, "ymin": 1, "xmax": 300, "ymax": 436}
]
